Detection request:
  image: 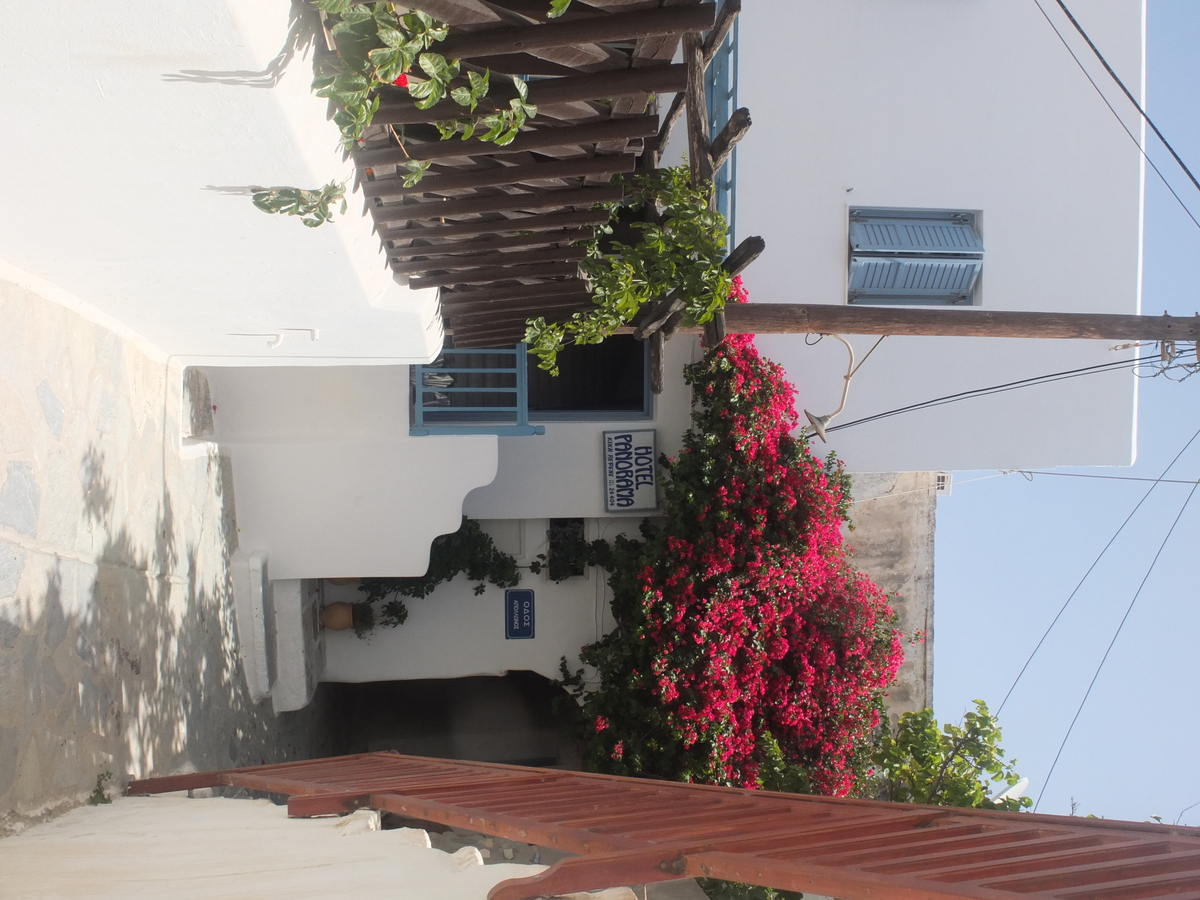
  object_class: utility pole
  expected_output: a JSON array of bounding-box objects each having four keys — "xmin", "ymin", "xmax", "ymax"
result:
[{"xmin": 675, "ymin": 305, "xmax": 1200, "ymax": 343}]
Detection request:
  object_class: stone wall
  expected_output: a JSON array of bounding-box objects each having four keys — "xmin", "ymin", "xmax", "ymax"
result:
[{"xmin": 843, "ymin": 473, "xmax": 938, "ymax": 722}]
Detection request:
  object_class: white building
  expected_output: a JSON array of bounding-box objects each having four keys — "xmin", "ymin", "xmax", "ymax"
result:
[{"xmin": 0, "ymin": 0, "xmax": 1145, "ymax": 709}]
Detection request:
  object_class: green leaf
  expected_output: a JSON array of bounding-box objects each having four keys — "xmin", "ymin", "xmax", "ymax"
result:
[
  {"xmin": 406, "ymin": 79, "xmax": 436, "ymax": 100},
  {"xmin": 547, "ymin": 0, "xmax": 572, "ymax": 19},
  {"xmin": 512, "ymin": 74, "xmax": 529, "ymax": 101},
  {"xmin": 376, "ymin": 26, "xmax": 405, "ymax": 48},
  {"xmin": 339, "ymin": 3, "xmax": 373, "ymax": 24},
  {"xmin": 313, "ymin": 0, "xmax": 355, "ymax": 14},
  {"xmin": 450, "ymin": 85, "xmax": 474, "ymax": 108},
  {"xmin": 418, "ymin": 52, "xmax": 449, "ymax": 79},
  {"xmin": 400, "ymin": 160, "xmax": 432, "ymax": 187}
]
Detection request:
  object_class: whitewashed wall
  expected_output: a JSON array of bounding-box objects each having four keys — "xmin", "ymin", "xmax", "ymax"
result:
[
  {"xmin": 204, "ymin": 365, "xmax": 497, "ymax": 580},
  {"xmin": 464, "ymin": 337, "xmax": 699, "ymax": 519},
  {"xmin": 0, "ymin": 797, "xmax": 543, "ymax": 900},
  {"xmin": 323, "ymin": 517, "xmax": 633, "ymax": 683},
  {"xmin": 728, "ymin": 0, "xmax": 1145, "ymax": 471},
  {"xmin": 0, "ymin": 0, "xmax": 441, "ymax": 365}
]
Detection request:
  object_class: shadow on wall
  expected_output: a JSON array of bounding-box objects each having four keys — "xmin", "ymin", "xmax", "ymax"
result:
[
  {"xmin": 0, "ymin": 443, "xmax": 345, "ymax": 834},
  {"xmin": 161, "ymin": 1, "xmax": 320, "ymax": 88},
  {"xmin": 337, "ymin": 672, "xmax": 582, "ymax": 770}
]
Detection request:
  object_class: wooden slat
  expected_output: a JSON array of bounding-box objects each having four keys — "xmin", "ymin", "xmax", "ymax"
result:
[
  {"xmin": 437, "ymin": 5, "xmax": 716, "ymax": 59},
  {"xmin": 393, "ymin": 246, "xmax": 586, "ymax": 275},
  {"xmin": 402, "ymin": 0, "xmax": 626, "ymax": 72},
  {"xmin": 402, "ymin": 0, "xmax": 498, "ymax": 25},
  {"xmin": 374, "ymin": 184, "xmax": 623, "ymax": 222},
  {"xmin": 366, "ymin": 155, "xmax": 636, "ymax": 200},
  {"xmin": 488, "ymin": 849, "xmax": 690, "ymax": 900},
  {"xmin": 1051, "ymin": 873, "xmax": 1200, "ymax": 900},
  {"xmin": 374, "ymin": 66, "xmax": 687, "ymax": 127},
  {"xmin": 853, "ymin": 834, "xmax": 1124, "ymax": 874},
  {"xmin": 410, "ymin": 260, "xmax": 582, "ymax": 290},
  {"xmin": 356, "ymin": 115, "xmax": 659, "ymax": 165},
  {"xmin": 448, "ymin": 295, "xmax": 591, "ymax": 321},
  {"xmin": 370, "ymin": 792, "xmax": 642, "ymax": 853},
  {"xmin": 130, "ymin": 754, "xmax": 1200, "ymax": 900},
  {"xmin": 389, "ymin": 229, "xmax": 590, "ymax": 260},
  {"xmin": 442, "ymin": 280, "xmax": 587, "ymax": 305},
  {"xmin": 382, "ymin": 209, "xmax": 611, "ymax": 243},
  {"xmin": 979, "ymin": 854, "xmax": 1200, "ymax": 893},
  {"xmin": 685, "ymin": 849, "xmax": 1014, "ymax": 900}
]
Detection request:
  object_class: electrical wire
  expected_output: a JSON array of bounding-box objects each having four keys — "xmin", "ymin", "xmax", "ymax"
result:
[
  {"xmin": 1034, "ymin": 476, "xmax": 1200, "ymax": 812},
  {"xmin": 825, "ymin": 350, "xmax": 1178, "ymax": 435},
  {"xmin": 1030, "ymin": 0, "xmax": 1200, "ymax": 233},
  {"xmin": 1017, "ymin": 470, "xmax": 1200, "ymax": 487},
  {"xmin": 996, "ymin": 422, "xmax": 1200, "ymax": 718},
  {"xmin": 1051, "ymin": 0, "xmax": 1200, "ymax": 198}
]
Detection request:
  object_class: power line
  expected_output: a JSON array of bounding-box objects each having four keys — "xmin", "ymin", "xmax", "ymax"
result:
[
  {"xmin": 1051, "ymin": 0, "xmax": 1200, "ymax": 198},
  {"xmin": 827, "ymin": 350, "xmax": 1173, "ymax": 435},
  {"xmin": 1030, "ymin": 0, "xmax": 1200, "ymax": 233},
  {"xmin": 1016, "ymin": 470, "xmax": 1200, "ymax": 487},
  {"xmin": 1034, "ymin": 476, "xmax": 1200, "ymax": 812},
  {"xmin": 996, "ymin": 422, "xmax": 1200, "ymax": 717}
]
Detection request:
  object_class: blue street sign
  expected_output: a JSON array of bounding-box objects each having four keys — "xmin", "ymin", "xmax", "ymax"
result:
[{"xmin": 505, "ymin": 589, "xmax": 535, "ymax": 639}]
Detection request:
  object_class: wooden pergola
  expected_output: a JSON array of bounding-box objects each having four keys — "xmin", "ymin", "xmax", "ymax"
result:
[
  {"xmin": 131, "ymin": 753, "xmax": 1200, "ymax": 900},
  {"xmin": 340, "ymin": 0, "xmax": 750, "ymax": 359}
]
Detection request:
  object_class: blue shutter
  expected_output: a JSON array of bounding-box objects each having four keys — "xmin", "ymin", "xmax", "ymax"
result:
[
  {"xmin": 849, "ymin": 256, "xmax": 981, "ymax": 304},
  {"xmin": 850, "ymin": 214, "xmax": 984, "ymax": 254}
]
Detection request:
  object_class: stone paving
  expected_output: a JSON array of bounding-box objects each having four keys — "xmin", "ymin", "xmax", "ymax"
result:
[{"xmin": 0, "ymin": 275, "xmax": 338, "ymax": 836}]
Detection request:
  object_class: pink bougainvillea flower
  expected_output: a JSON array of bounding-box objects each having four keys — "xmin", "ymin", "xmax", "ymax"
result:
[
  {"xmin": 570, "ymin": 279, "xmax": 903, "ymax": 797},
  {"xmin": 393, "ymin": 73, "xmax": 409, "ymax": 87}
]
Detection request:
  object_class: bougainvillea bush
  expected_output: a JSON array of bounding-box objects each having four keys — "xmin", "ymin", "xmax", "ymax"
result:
[{"xmin": 561, "ymin": 286, "xmax": 903, "ymax": 796}]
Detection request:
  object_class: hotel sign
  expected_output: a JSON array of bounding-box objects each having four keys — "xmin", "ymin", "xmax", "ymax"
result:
[{"xmin": 603, "ymin": 429, "xmax": 657, "ymax": 513}]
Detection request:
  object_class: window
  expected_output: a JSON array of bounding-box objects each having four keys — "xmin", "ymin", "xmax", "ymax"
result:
[
  {"xmin": 526, "ymin": 335, "xmax": 651, "ymax": 421},
  {"xmin": 848, "ymin": 208, "xmax": 983, "ymax": 305}
]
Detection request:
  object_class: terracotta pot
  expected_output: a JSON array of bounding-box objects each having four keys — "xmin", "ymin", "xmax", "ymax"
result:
[{"xmin": 320, "ymin": 602, "xmax": 355, "ymax": 631}]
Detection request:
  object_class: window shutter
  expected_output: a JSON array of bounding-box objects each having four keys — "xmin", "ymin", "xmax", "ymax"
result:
[
  {"xmin": 849, "ymin": 256, "xmax": 982, "ymax": 304},
  {"xmin": 849, "ymin": 214, "xmax": 984, "ymax": 254}
]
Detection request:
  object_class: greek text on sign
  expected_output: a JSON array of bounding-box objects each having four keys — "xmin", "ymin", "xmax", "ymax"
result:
[
  {"xmin": 505, "ymin": 589, "xmax": 534, "ymax": 640},
  {"xmin": 603, "ymin": 429, "xmax": 657, "ymax": 513}
]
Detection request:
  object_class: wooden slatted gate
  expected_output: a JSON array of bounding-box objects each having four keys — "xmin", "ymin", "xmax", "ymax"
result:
[{"xmin": 129, "ymin": 752, "xmax": 1200, "ymax": 900}]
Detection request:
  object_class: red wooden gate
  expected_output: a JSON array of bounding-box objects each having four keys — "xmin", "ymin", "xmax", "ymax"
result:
[{"xmin": 130, "ymin": 753, "xmax": 1200, "ymax": 900}]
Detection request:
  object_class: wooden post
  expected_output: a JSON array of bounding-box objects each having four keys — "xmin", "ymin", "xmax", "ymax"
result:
[
  {"xmin": 683, "ymin": 33, "xmax": 714, "ymax": 185},
  {"xmin": 672, "ymin": 304, "xmax": 1200, "ymax": 341},
  {"xmin": 711, "ymin": 107, "xmax": 751, "ymax": 172},
  {"xmin": 703, "ymin": 0, "xmax": 741, "ymax": 63}
]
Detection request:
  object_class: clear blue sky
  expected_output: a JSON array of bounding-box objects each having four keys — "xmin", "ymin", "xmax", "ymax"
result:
[{"xmin": 934, "ymin": 0, "xmax": 1200, "ymax": 824}]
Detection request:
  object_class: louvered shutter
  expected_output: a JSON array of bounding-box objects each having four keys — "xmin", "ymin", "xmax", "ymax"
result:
[
  {"xmin": 849, "ymin": 255, "xmax": 982, "ymax": 304},
  {"xmin": 849, "ymin": 214, "xmax": 984, "ymax": 254}
]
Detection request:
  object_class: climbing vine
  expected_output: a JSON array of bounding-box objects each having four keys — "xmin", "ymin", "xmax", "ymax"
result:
[
  {"xmin": 525, "ymin": 167, "xmax": 732, "ymax": 374},
  {"xmin": 311, "ymin": 0, "xmax": 537, "ymax": 170}
]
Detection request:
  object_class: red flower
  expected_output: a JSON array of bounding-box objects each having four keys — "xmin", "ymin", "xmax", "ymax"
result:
[
  {"xmin": 393, "ymin": 73, "xmax": 409, "ymax": 87},
  {"xmin": 569, "ymin": 280, "xmax": 903, "ymax": 797}
]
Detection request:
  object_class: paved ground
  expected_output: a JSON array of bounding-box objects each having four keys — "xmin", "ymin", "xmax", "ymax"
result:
[{"xmin": 0, "ymin": 275, "xmax": 339, "ymax": 836}]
